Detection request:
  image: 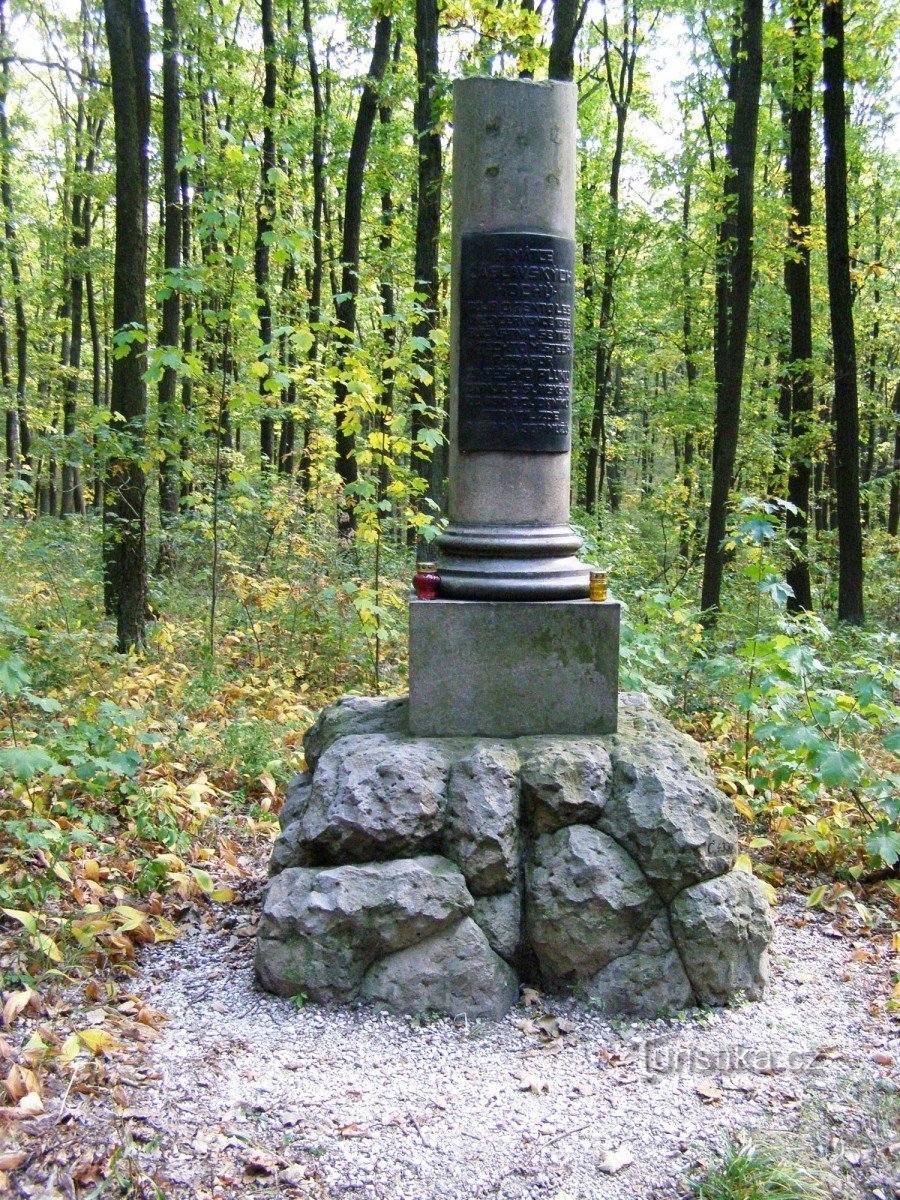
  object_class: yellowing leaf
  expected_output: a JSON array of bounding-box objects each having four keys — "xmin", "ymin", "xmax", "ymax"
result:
[
  {"xmin": 76, "ymin": 1028, "xmax": 118, "ymax": 1056},
  {"xmin": 735, "ymin": 853, "xmax": 754, "ymax": 874},
  {"xmin": 210, "ymin": 888, "xmax": 235, "ymax": 903},
  {"xmin": 733, "ymin": 797, "xmax": 755, "ymax": 821},
  {"xmin": 2, "ymin": 988, "xmax": 33, "ymax": 1029}
]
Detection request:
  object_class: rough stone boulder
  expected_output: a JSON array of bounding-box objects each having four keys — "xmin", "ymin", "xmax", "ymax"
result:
[
  {"xmin": 255, "ymin": 856, "xmax": 472, "ymax": 1001},
  {"xmin": 256, "ymin": 692, "xmax": 774, "ymax": 1021},
  {"xmin": 526, "ymin": 825, "xmax": 662, "ymax": 987},
  {"xmin": 520, "ymin": 741, "xmax": 611, "ymax": 834},
  {"xmin": 443, "ymin": 744, "xmax": 520, "ymax": 895},
  {"xmin": 585, "ymin": 913, "xmax": 694, "ymax": 1017},
  {"xmin": 303, "ymin": 694, "xmax": 409, "ymax": 772},
  {"xmin": 286, "ymin": 733, "xmax": 451, "ymax": 866},
  {"xmin": 362, "ymin": 918, "xmax": 519, "ymax": 1020},
  {"xmin": 599, "ymin": 708, "xmax": 737, "ymax": 902},
  {"xmin": 472, "ymin": 887, "xmax": 521, "ymax": 965},
  {"xmin": 670, "ymin": 869, "xmax": 773, "ymax": 1005}
]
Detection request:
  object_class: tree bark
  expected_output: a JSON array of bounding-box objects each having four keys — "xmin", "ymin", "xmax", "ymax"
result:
[
  {"xmin": 158, "ymin": 0, "xmax": 183, "ymax": 525},
  {"xmin": 584, "ymin": 0, "xmax": 638, "ymax": 513},
  {"xmin": 548, "ymin": 0, "xmax": 587, "ymax": 81},
  {"xmin": 783, "ymin": 1, "xmax": 814, "ymax": 611},
  {"xmin": 822, "ymin": 0, "xmax": 864, "ymax": 623},
  {"xmin": 0, "ymin": 0, "xmax": 29, "ymax": 473},
  {"xmin": 699, "ymin": 0, "xmax": 764, "ymax": 619},
  {"xmin": 256, "ymin": 0, "xmax": 277, "ymax": 468},
  {"xmin": 102, "ymin": 0, "xmax": 151, "ymax": 651},
  {"xmin": 888, "ymin": 377, "xmax": 899, "ymax": 537},
  {"xmin": 332, "ymin": 12, "xmax": 392, "ymax": 534},
  {"xmin": 409, "ymin": 0, "xmax": 443, "ymax": 518}
]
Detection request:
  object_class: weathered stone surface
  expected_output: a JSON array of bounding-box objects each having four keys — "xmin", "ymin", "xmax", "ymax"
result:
[
  {"xmin": 269, "ymin": 820, "xmax": 309, "ymax": 876},
  {"xmin": 255, "ymin": 856, "xmax": 472, "ymax": 1001},
  {"xmin": 526, "ymin": 825, "xmax": 661, "ymax": 988},
  {"xmin": 585, "ymin": 914, "xmax": 694, "ymax": 1017},
  {"xmin": 520, "ymin": 741, "xmax": 611, "ymax": 834},
  {"xmin": 599, "ymin": 717, "xmax": 737, "ymax": 902},
  {"xmin": 670, "ymin": 870, "xmax": 773, "ymax": 1006},
  {"xmin": 443, "ymin": 744, "xmax": 520, "ymax": 895},
  {"xmin": 258, "ymin": 693, "xmax": 774, "ymax": 1019},
  {"xmin": 362, "ymin": 918, "xmax": 519, "ymax": 1020},
  {"xmin": 472, "ymin": 887, "xmax": 521, "ymax": 964},
  {"xmin": 279, "ymin": 772, "xmax": 312, "ymax": 829},
  {"xmin": 303, "ymin": 695, "xmax": 408, "ymax": 772},
  {"xmin": 294, "ymin": 734, "xmax": 450, "ymax": 865}
]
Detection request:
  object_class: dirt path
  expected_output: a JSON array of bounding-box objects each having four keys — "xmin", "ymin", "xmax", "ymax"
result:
[{"xmin": 4, "ymin": 872, "xmax": 897, "ymax": 1200}]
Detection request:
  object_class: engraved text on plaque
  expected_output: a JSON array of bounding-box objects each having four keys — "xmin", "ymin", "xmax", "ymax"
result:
[{"xmin": 458, "ymin": 231, "xmax": 574, "ymax": 454}]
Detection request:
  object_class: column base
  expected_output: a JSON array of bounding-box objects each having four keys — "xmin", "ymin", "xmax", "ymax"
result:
[
  {"xmin": 408, "ymin": 596, "xmax": 619, "ymax": 737},
  {"xmin": 436, "ymin": 524, "xmax": 590, "ymax": 600}
]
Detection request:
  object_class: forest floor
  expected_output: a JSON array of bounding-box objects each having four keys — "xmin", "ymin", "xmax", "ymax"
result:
[{"xmin": 2, "ymin": 836, "xmax": 897, "ymax": 1200}]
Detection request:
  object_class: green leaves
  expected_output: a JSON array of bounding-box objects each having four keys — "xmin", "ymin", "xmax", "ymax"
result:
[{"xmin": 0, "ymin": 746, "xmax": 63, "ymax": 782}]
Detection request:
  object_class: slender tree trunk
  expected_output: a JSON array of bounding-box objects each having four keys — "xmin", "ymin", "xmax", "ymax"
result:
[
  {"xmin": 584, "ymin": 1, "xmax": 638, "ymax": 513},
  {"xmin": 158, "ymin": 0, "xmax": 183, "ymax": 527},
  {"xmin": 409, "ymin": 0, "xmax": 444, "ymax": 518},
  {"xmin": 256, "ymin": 0, "xmax": 277, "ymax": 468},
  {"xmin": 0, "ymin": 285, "xmax": 17, "ymax": 479},
  {"xmin": 179, "ymin": 155, "xmax": 193, "ymax": 505},
  {"xmin": 679, "ymin": 155, "xmax": 697, "ymax": 557},
  {"xmin": 0, "ymin": 0, "xmax": 29, "ymax": 472},
  {"xmin": 332, "ymin": 12, "xmax": 392, "ymax": 534},
  {"xmin": 822, "ymin": 0, "xmax": 863, "ymax": 623},
  {"xmin": 102, "ymin": 0, "xmax": 151, "ymax": 651},
  {"xmin": 783, "ymin": 2, "xmax": 814, "ymax": 611},
  {"xmin": 548, "ymin": 0, "xmax": 587, "ymax": 81},
  {"xmin": 700, "ymin": 0, "xmax": 764, "ymax": 619},
  {"xmin": 888, "ymin": 377, "xmax": 899, "ymax": 536}
]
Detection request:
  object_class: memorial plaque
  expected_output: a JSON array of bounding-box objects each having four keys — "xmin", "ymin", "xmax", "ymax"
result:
[{"xmin": 458, "ymin": 231, "xmax": 575, "ymax": 454}]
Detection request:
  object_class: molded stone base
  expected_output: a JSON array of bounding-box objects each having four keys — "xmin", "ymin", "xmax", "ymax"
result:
[
  {"xmin": 408, "ymin": 597, "xmax": 620, "ymax": 737},
  {"xmin": 256, "ymin": 694, "xmax": 774, "ymax": 1022}
]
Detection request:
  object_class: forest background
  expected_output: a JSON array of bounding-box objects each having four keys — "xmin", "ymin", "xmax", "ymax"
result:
[{"xmin": 0, "ymin": 0, "xmax": 898, "ymax": 1033}]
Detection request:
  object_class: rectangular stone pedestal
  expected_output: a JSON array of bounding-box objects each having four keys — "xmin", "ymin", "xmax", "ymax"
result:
[{"xmin": 409, "ymin": 597, "xmax": 620, "ymax": 737}]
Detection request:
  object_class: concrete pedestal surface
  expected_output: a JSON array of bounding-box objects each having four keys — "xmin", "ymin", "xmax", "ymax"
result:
[{"xmin": 408, "ymin": 596, "xmax": 620, "ymax": 737}]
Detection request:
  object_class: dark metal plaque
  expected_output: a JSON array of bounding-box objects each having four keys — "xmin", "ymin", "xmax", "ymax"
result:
[{"xmin": 458, "ymin": 231, "xmax": 575, "ymax": 454}]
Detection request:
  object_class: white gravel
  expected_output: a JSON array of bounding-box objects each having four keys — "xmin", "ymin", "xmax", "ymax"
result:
[{"xmin": 133, "ymin": 896, "xmax": 898, "ymax": 1200}]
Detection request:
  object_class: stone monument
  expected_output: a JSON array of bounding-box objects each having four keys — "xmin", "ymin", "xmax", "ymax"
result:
[
  {"xmin": 255, "ymin": 78, "xmax": 774, "ymax": 1022},
  {"xmin": 409, "ymin": 77, "xmax": 619, "ymax": 738}
]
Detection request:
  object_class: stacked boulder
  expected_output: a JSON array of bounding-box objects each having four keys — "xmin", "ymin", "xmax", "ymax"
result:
[{"xmin": 256, "ymin": 693, "xmax": 773, "ymax": 1020}]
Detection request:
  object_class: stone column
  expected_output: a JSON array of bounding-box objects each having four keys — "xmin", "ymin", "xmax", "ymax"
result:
[{"xmin": 436, "ymin": 77, "xmax": 589, "ymax": 600}]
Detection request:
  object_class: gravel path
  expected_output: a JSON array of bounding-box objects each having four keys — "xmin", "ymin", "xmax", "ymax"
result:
[{"xmin": 128, "ymin": 891, "xmax": 898, "ymax": 1200}]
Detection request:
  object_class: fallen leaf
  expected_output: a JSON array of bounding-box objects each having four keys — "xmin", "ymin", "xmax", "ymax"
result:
[
  {"xmin": 339, "ymin": 1123, "xmax": 374, "ymax": 1138},
  {"xmin": 242, "ymin": 1148, "xmax": 280, "ymax": 1175},
  {"xmin": 0, "ymin": 1151, "xmax": 27, "ymax": 1170},
  {"xmin": 17, "ymin": 1092, "xmax": 44, "ymax": 1117},
  {"xmin": 598, "ymin": 1144, "xmax": 634, "ymax": 1174},
  {"xmin": 521, "ymin": 987, "xmax": 542, "ymax": 1008},
  {"xmin": 870, "ymin": 1051, "xmax": 893, "ymax": 1066},
  {"xmin": 695, "ymin": 1079, "xmax": 723, "ymax": 1105},
  {"xmin": 280, "ymin": 1165, "xmax": 309, "ymax": 1187},
  {"xmin": 2, "ymin": 988, "xmax": 33, "ymax": 1029}
]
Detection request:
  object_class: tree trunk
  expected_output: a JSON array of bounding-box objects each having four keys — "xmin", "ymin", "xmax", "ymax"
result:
[
  {"xmin": 548, "ymin": 0, "xmax": 587, "ymax": 81},
  {"xmin": 822, "ymin": 0, "xmax": 863, "ymax": 623},
  {"xmin": 888, "ymin": 377, "xmax": 899, "ymax": 536},
  {"xmin": 102, "ymin": 0, "xmax": 151, "ymax": 652},
  {"xmin": 0, "ymin": 0, "xmax": 29, "ymax": 472},
  {"xmin": 409, "ymin": 0, "xmax": 444, "ymax": 519},
  {"xmin": 158, "ymin": 0, "xmax": 183, "ymax": 526},
  {"xmin": 332, "ymin": 12, "xmax": 392, "ymax": 534},
  {"xmin": 699, "ymin": 0, "xmax": 764, "ymax": 619},
  {"xmin": 783, "ymin": 1, "xmax": 814, "ymax": 612},
  {"xmin": 256, "ymin": 0, "xmax": 277, "ymax": 468},
  {"xmin": 584, "ymin": 1, "xmax": 637, "ymax": 513}
]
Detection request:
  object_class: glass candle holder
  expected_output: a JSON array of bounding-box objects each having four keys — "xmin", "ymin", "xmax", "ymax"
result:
[
  {"xmin": 413, "ymin": 561, "xmax": 440, "ymax": 601},
  {"xmin": 589, "ymin": 569, "xmax": 609, "ymax": 602}
]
